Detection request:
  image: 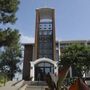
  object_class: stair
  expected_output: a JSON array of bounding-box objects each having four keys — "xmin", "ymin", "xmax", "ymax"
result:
[{"xmin": 24, "ymin": 81, "xmax": 48, "ymax": 90}]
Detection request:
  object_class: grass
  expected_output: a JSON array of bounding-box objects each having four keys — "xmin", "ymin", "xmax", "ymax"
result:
[{"xmin": 0, "ymin": 73, "xmax": 8, "ymax": 87}]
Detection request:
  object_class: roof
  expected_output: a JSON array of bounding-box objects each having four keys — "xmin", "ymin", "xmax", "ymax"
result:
[
  {"xmin": 22, "ymin": 43, "xmax": 34, "ymax": 46},
  {"xmin": 36, "ymin": 8, "xmax": 55, "ymax": 19}
]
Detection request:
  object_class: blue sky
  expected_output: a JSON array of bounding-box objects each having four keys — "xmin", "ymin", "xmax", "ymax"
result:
[{"xmin": 8, "ymin": 0, "xmax": 90, "ymax": 42}]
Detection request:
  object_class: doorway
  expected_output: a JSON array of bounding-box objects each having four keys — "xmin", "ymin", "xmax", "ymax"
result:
[{"xmin": 35, "ymin": 62, "xmax": 54, "ymax": 81}]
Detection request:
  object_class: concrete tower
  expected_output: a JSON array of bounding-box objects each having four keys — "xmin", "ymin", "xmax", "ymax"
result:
[
  {"xmin": 23, "ymin": 8, "xmax": 58, "ymax": 81},
  {"xmin": 34, "ymin": 8, "xmax": 56, "ymax": 61}
]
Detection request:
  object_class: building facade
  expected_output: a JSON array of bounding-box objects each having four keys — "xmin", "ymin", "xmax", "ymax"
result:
[
  {"xmin": 23, "ymin": 8, "xmax": 59, "ymax": 81},
  {"xmin": 22, "ymin": 7, "xmax": 90, "ymax": 82},
  {"xmin": 60, "ymin": 40, "xmax": 90, "ymax": 52}
]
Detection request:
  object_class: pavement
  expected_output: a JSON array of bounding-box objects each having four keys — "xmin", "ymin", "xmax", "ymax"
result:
[{"xmin": 0, "ymin": 80, "xmax": 26, "ymax": 90}]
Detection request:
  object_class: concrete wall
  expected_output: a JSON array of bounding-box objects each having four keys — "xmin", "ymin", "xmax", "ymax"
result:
[{"xmin": 23, "ymin": 44, "xmax": 33, "ymax": 80}]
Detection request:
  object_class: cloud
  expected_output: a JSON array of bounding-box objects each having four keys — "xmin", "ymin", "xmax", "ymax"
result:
[{"xmin": 20, "ymin": 35, "xmax": 34, "ymax": 43}]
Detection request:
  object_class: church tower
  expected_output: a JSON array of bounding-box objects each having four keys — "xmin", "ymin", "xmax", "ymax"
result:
[
  {"xmin": 34, "ymin": 8, "xmax": 56, "ymax": 60},
  {"xmin": 23, "ymin": 8, "xmax": 58, "ymax": 81}
]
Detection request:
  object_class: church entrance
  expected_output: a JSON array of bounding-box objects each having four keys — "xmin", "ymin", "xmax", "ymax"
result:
[{"xmin": 35, "ymin": 62, "xmax": 54, "ymax": 81}]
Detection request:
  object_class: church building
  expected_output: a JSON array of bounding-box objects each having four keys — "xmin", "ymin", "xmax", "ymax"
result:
[{"xmin": 23, "ymin": 8, "xmax": 60, "ymax": 81}]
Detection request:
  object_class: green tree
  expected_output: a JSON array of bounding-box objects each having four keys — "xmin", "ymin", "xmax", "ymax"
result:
[
  {"xmin": 0, "ymin": 0, "xmax": 20, "ymax": 47},
  {"xmin": 60, "ymin": 44, "xmax": 90, "ymax": 78},
  {"xmin": 0, "ymin": 28, "xmax": 21, "ymax": 47},
  {"xmin": 0, "ymin": 0, "xmax": 20, "ymax": 24},
  {"xmin": 0, "ymin": 0, "xmax": 21, "ymax": 81},
  {"xmin": 0, "ymin": 30, "xmax": 21, "ymax": 80}
]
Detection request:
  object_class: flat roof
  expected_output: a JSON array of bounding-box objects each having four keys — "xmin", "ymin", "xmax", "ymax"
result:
[
  {"xmin": 22, "ymin": 43, "xmax": 34, "ymax": 46},
  {"xmin": 60, "ymin": 40, "xmax": 90, "ymax": 43},
  {"xmin": 36, "ymin": 8, "xmax": 55, "ymax": 19}
]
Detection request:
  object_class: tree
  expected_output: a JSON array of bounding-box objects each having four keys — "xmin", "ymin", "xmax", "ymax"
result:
[
  {"xmin": 0, "ymin": 0, "xmax": 20, "ymax": 46},
  {"xmin": 0, "ymin": 28, "xmax": 21, "ymax": 47},
  {"xmin": 60, "ymin": 44, "xmax": 90, "ymax": 78},
  {"xmin": 0, "ymin": 0, "xmax": 20, "ymax": 24},
  {"xmin": 0, "ymin": 30, "xmax": 21, "ymax": 80},
  {"xmin": 0, "ymin": 0, "xmax": 21, "ymax": 81}
]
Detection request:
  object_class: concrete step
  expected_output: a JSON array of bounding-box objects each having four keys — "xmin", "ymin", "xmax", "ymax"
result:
[
  {"xmin": 0, "ymin": 81, "xmax": 49, "ymax": 90},
  {"xmin": 26, "ymin": 85, "xmax": 48, "ymax": 90}
]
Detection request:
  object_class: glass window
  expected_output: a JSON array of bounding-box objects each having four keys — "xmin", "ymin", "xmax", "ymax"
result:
[
  {"xmin": 39, "ymin": 24, "xmax": 42, "ymax": 27},
  {"xmin": 36, "ymin": 62, "xmax": 54, "ymax": 67},
  {"xmin": 39, "ymin": 43, "xmax": 43, "ymax": 48},
  {"xmin": 49, "ymin": 28, "xmax": 51, "ymax": 30},
  {"xmin": 40, "ymin": 28, "xmax": 42, "ymax": 30},
  {"xmin": 45, "ymin": 68, "xmax": 50, "ymax": 74},
  {"xmin": 39, "ymin": 55, "xmax": 43, "ymax": 58},
  {"xmin": 49, "ymin": 24, "xmax": 51, "ymax": 26},
  {"xmin": 37, "ymin": 62, "xmax": 44, "ymax": 67},
  {"xmin": 44, "ymin": 28, "xmax": 46, "ymax": 30},
  {"xmin": 44, "ymin": 24, "xmax": 46, "ymax": 27},
  {"xmin": 48, "ymin": 31, "xmax": 52, "ymax": 35},
  {"xmin": 39, "ymin": 32, "xmax": 42, "ymax": 35},
  {"xmin": 43, "ymin": 31, "xmax": 47, "ymax": 35},
  {"xmin": 44, "ymin": 63, "xmax": 50, "ymax": 67},
  {"xmin": 35, "ymin": 62, "xmax": 54, "ymax": 80},
  {"xmin": 51, "ymin": 67, "xmax": 54, "ymax": 73},
  {"xmin": 43, "ymin": 55, "xmax": 47, "ymax": 58}
]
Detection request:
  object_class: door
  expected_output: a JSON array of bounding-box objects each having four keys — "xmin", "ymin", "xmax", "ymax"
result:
[{"xmin": 35, "ymin": 62, "xmax": 54, "ymax": 81}]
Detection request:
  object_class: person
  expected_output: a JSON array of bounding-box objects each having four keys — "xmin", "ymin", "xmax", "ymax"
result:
[{"xmin": 37, "ymin": 73, "xmax": 40, "ymax": 81}]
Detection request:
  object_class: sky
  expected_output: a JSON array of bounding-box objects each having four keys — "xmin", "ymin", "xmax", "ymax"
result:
[{"xmin": 6, "ymin": 0, "xmax": 90, "ymax": 43}]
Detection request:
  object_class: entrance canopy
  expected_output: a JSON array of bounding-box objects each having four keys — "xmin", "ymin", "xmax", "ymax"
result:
[{"xmin": 30, "ymin": 58, "xmax": 58, "ymax": 81}]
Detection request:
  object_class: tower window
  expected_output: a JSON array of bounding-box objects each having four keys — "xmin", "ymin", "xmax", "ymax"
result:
[
  {"xmin": 43, "ymin": 31, "xmax": 47, "ymax": 35},
  {"xmin": 49, "ymin": 28, "xmax": 51, "ymax": 30},
  {"xmin": 40, "ymin": 28, "xmax": 42, "ymax": 30},
  {"xmin": 44, "ymin": 28, "xmax": 46, "ymax": 30},
  {"xmin": 44, "ymin": 24, "xmax": 46, "ymax": 27}
]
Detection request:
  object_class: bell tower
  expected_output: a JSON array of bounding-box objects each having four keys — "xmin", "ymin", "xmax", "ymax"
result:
[{"xmin": 34, "ymin": 8, "xmax": 56, "ymax": 60}]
